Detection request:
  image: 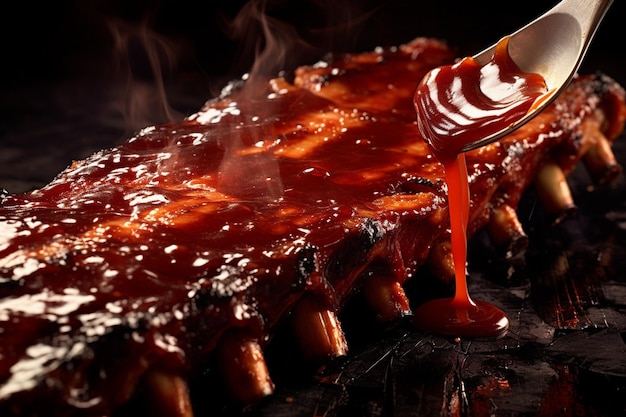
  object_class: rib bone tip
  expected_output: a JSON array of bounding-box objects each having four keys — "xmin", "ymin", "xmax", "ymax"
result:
[
  {"xmin": 363, "ymin": 274, "xmax": 411, "ymax": 323},
  {"xmin": 535, "ymin": 161, "xmax": 575, "ymax": 218},
  {"xmin": 290, "ymin": 294, "xmax": 348, "ymax": 365},
  {"xmin": 582, "ymin": 132, "xmax": 624, "ymax": 187},
  {"xmin": 215, "ymin": 329, "xmax": 275, "ymax": 404},
  {"xmin": 139, "ymin": 368, "xmax": 194, "ymax": 417},
  {"xmin": 425, "ymin": 238, "xmax": 455, "ymax": 287},
  {"xmin": 487, "ymin": 204, "xmax": 529, "ymax": 258}
]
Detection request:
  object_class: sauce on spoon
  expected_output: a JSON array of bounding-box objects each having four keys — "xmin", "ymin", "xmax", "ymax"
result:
[{"xmin": 412, "ymin": 37, "xmax": 548, "ymax": 338}]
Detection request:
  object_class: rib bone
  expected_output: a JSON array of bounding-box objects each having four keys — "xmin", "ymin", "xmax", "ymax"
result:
[
  {"xmin": 534, "ymin": 161, "xmax": 577, "ymax": 223},
  {"xmin": 214, "ymin": 329, "xmax": 275, "ymax": 404},
  {"xmin": 425, "ymin": 238, "xmax": 455, "ymax": 287},
  {"xmin": 487, "ymin": 204, "xmax": 529, "ymax": 258},
  {"xmin": 362, "ymin": 273, "xmax": 412, "ymax": 322},
  {"xmin": 289, "ymin": 294, "xmax": 348, "ymax": 365},
  {"xmin": 140, "ymin": 369, "xmax": 194, "ymax": 417},
  {"xmin": 582, "ymin": 125, "xmax": 623, "ymax": 188}
]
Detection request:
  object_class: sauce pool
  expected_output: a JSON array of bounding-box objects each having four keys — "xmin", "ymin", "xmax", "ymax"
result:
[{"xmin": 412, "ymin": 36, "xmax": 548, "ymax": 338}]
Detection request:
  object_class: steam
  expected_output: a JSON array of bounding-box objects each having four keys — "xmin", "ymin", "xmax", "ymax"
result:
[
  {"xmin": 212, "ymin": 0, "xmax": 375, "ymax": 202},
  {"xmin": 217, "ymin": 135, "xmax": 285, "ymax": 202},
  {"xmin": 229, "ymin": 0, "xmax": 306, "ymax": 86},
  {"xmin": 91, "ymin": 1, "xmax": 374, "ymax": 202},
  {"xmin": 214, "ymin": 0, "xmax": 316, "ymax": 202},
  {"xmin": 107, "ymin": 17, "xmax": 185, "ymax": 134}
]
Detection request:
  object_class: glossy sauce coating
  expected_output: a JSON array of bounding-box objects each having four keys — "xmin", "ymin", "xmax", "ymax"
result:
[
  {"xmin": 0, "ymin": 40, "xmax": 456, "ymax": 414},
  {"xmin": 413, "ymin": 37, "xmax": 548, "ymax": 338},
  {"xmin": 0, "ymin": 35, "xmax": 622, "ymax": 415},
  {"xmin": 415, "ymin": 37, "xmax": 548, "ymax": 159}
]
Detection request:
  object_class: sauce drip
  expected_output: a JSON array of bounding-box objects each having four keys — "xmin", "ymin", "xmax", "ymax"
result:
[{"xmin": 412, "ymin": 37, "xmax": 548, "ymax": 338}]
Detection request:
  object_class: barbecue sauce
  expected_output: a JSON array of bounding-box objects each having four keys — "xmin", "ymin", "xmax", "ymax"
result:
[{"xmin": 412, "ymin": 36, "xmax": 548, "ymax": 338}]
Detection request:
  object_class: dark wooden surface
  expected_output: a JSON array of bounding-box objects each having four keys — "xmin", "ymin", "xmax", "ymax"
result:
[
  {"xmin": 237, "ymin": 152, "xmax": 626, "ymax": 416},
  {"xmin": 1, "ymin": 1, "xmax": 626, "ymax": 416}
]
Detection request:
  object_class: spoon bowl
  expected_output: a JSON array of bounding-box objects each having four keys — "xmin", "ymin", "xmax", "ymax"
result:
[{"xmin": 462, "ymin": 0, "xmax": 613, "ymax": 152}]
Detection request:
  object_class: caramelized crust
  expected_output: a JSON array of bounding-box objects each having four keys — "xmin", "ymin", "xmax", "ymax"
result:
[{"xmin": 0, "ymin": 37, "xmax": 624, "ymax": 416}]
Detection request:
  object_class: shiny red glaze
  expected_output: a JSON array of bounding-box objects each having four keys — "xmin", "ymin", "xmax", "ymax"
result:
[
  {"xmin": 413, "ymin": 37, "xmax": 549, "ymax": 338},
  {"xmin": 412, "ymin": 298, "xmax": 510, "ymax": 338},
  {"xmin": 0, "ymin": 35, "xmax": 624, "ymax": 415},
  {"xmin": 415, "ymin": 36, "xmax": 548, "ymax": 160},
  {"xmin": 0, "ymin": 39, "xmax": 457, "ymax": 415}
]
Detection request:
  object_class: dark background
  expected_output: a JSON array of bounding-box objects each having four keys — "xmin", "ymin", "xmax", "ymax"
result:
[
  {"xmin": 2, "ymin": 0, "xmax": 624, "ymax": 193},
  {"xmin": 1, "ymin": 0, "xmax": 624, "ymax": 85},
  {"xmin": 1, "ymin": 1, "xmax": 624, "ymax": 193}
]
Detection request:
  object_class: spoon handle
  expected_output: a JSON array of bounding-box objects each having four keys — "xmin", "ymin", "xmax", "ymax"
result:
[
  {"xmin": 521, "ymin": 0, "xmax": 613, "ymax": 77},
  {"xmin": 463, "ymin": 0, "xmax": 613, "ymax": 152},
  {"xmin": 563, "ymin": 0, "xmax": 614, "ymax": 73}
]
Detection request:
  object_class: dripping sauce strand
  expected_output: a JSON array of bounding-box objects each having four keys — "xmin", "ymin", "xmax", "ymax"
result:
[{"xmin": 412, "ymin": 36, "xmax": 549, "ymax": 338}]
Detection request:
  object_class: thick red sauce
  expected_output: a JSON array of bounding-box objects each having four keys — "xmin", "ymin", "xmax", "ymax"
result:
[
  {"xmin": 0, "ymin": 33, "xmax": 622, "ymax": 415},
  {"xmin": 412, "ymin": 37, "xmax": 548, "ymax": 338},
  {"xmin": 0, "ymin": 40, "xmax": 459, "ymax": 411}
]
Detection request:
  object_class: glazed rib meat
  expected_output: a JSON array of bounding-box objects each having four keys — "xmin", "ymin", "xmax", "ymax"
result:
[{"xmin": 1, "ymin": 37, "xmax": 625, "ymax": 416}]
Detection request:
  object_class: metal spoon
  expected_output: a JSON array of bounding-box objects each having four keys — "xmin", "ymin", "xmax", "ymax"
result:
[{"xmin": 461, "ymin": 0, "xmax": 613, "ymax": 152}]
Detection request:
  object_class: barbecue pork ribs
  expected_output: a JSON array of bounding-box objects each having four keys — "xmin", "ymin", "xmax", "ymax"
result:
[{"xmin": 1, "ymin": 37, "xmax": 625, "ymax": 416}]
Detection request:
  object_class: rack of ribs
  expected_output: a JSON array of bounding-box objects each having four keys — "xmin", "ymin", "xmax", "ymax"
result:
[{"xmin": 1, "ymin": 37, "xmax": 625, "ymax": 416}]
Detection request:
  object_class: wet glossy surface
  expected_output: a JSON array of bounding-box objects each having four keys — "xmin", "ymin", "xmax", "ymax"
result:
[
  {"xmin": 412, "ymin": 298, "xmax": 509, "ymax": 338},
  {"xmin": 412, "ymin": 37, "xmax": 547, "ymax": 338},
  {"xmin": 245, "ymin": 150, "xmax": 626, "ymax": 416},
  {"xmin": 1, "ymin": 59, "xmax": 624, "ymax": 417},
  {"xmin": 412, "ymin": 152, "xmax": 509, "ymax": 338},
  {"xmin": 0, "ymin": 39, "xmax": 463, "ymax": 416},
  {"xmin": 414, "ymin": 37, "xmax": 548, "ymax": 158},
  {"xmin": 2, "ymin": 1, "xmax": 626, "ymax": 416}
]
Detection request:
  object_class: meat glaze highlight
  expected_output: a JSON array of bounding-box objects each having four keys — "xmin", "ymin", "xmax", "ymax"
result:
[{"xmin": 0, "ymin": 37, "xmax": 625, "ymax": 416}]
